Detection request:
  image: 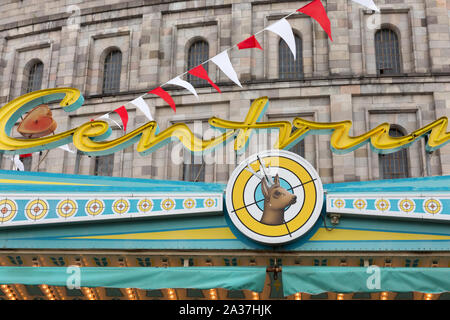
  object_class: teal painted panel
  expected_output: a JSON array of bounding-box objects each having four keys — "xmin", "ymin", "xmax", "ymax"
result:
[
  {"xmin": 0, "ymin": 266, "xmax": 267, "ymax": 292},
  {"xmin": 282, "ymin": 266, "xmax": 450, "ymax": 296},
  {"xmin": 0, "ymin": 212, "xmax": 449, "ymax": 251},
  {"xmin": 0, "ymin": 170, "xmax": 449, "ymax": 252},
  {"xmin": 0, "ymin": 169, "xmax": 225, "ymax": 194},
  {"xmin": 324, "ymin": 175, "xmax": 450, "ymax": 193}
]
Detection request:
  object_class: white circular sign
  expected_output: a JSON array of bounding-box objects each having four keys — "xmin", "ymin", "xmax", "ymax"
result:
[{"xmin": 225, "ymin": 150, "xmax": 323, "ymax": 245}]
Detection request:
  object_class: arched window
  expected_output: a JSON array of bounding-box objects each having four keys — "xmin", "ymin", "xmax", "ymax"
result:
[
  {"xmin": 375, "ymin": 28, "xmax": 401, "ymax": 75},
  {"xmin": 102, "ymin": 49, "xmax": 122, "ymax": 94},
  {"xmin": 187, "ymin": 40, "xmax": 209, "ymax": 86},
  {"xmin": 379, "ymin": 126, "xmax": 409, "ymax": 179},
  {"xmin": 279, "ymin": 34, "xmax": 303, "ymax": 80},
  {"xmin": 25, "ymin": 60, "xmax": 44, "ymax": 93}
]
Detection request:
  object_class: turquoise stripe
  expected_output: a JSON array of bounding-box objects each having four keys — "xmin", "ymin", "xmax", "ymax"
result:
[
  {"xmin": 329, "ymin": 226, "xmax": 450, "ymax": 237},
  {"xmin": 0, "ymin": 169, "xmax": 225, "ymax": 193}
]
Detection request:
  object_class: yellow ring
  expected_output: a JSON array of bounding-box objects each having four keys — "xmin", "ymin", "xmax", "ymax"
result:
[
  {"xmin": 184, "ymin": 198, "xmax": 196, "ymax": 209},
  {"xmin": 112, "ymin": 199, "xmax": 129, "ymax": 214},
  {"xmin": 424, "ymin": 199, "xmax": 441, "ymax": 214},
  {"xmin": 138, "ymin": 199, "xmax": 153, "ymax": 213},
  {"xmin": 399, "ymin": 199, "xmax": 415, "ymax": 213},
  {"xmin": 0, "ymin": 199, "xmax": 17, "ymax": 223},
  {"xmin": 354, "ymin": 199, "xmax": 367, "ymax": 210},
  {"xmin": 230, "ymin": 156, "xmax": 316, "ymax": 238},
  {"xmin": 375, "ymin": 199, "xmax": 390, "ymax": 212},
  {"xmin": 57, "ymin": 199, "xmax": 77, "ymax": 218},
  {"xmin": 85, "ymin": 199, "xmax": 104, "ymax": 216},
  {"xmin": 25, "ymin": 199, "xmax": 49, "ymax": 220},
  {"xmin": 161, "ymin": 198, "xmax": 175, "ymax": 211},
  {"xmin": 334, "ymin": 199, "xmax": 345, "ymax": 209},
  {"xmin": 204, "ymin": 198, "xmax": 215, "ymax": 208}
]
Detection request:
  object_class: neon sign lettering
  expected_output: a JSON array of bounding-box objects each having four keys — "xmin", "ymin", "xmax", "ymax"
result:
[{"xmin": 0, "ymin": 88, "xmax": 448, "ymax": 156}]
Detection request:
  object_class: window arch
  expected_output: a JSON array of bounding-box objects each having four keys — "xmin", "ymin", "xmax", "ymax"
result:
[
  {"xmin": 102, "ymin": 49, "xmax": 122, "ymax": 94},
  {"xmin": 279, "ymin": 34, "xmax": 303, "ymax": 80},
  {"xmin": 186, "ymin": 40, "xmax": 209, "ymax": 86},
  {"xmin": 379, "ymin": 126, "xmax": 409, "ymax": 179},
  {"xmin": 375, "ymin": 28, "xmax": 401, "ymax": 75},
  {"xmin": 24, "ymin": 60, "xmax": 44, "ymax": 93}
]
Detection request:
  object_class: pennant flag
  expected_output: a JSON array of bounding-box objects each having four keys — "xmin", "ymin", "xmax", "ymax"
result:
[
  {"xmin": 188, "ymin": 65, "xmax": 221, "ymax": 93},
  {"xmin": 97, "ymin": 113, "xmax": 123, "ymax": 130},
  {"xmin": 114, "ymin": 106, "xmax": 129, "ymax": 132},
  {"xmin": 237, "ymin": 35, "xmax": 263, "ymax": 50},
  {"xmin": 58, "ymin": 144, "xmax": 75, "ymax": 153},
  {"xmin": 167, "ymin": 76, "xmax": 198, "ymax": 99},
  {"xmin": 265, "ymin": 18, "xmax": 297, "ymax": 59},
  {"xmin": 13, "ymin": 155, "xmax": 24, "ymax": 171},
  {"xmin": 148, "ymin": 87, "xmax": 176, "ymax": 113},
  {"xmin": 351, "ymin": 0, "xmax": 379, "ymax": 12},
  {"xmin": 211, "ymin": 51, "xmax": 242, "ymax": 88},
  {"xmin": 297, "ymin": 0, "xmax": 333, "ymax": 41},
  {"xmin": 131, "ymin": 96, "xmax": 156, "ymax": 119}
]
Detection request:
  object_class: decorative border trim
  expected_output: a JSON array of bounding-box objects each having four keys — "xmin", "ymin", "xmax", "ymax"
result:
[
  {"xmin": 0, "ymin": 193, "xmax": 223, "ymax": 228},
  {"xmin": 327, "ymin": 193, "xmax": 450, "ymax": 222}
]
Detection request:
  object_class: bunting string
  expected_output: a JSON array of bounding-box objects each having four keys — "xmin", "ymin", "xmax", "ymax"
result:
[{"xmin": 89, "ymin": 0, "xmax": 378, "ymax": 130}]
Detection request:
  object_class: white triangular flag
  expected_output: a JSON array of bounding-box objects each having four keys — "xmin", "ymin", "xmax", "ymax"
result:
[
  {"xmin": 167, "ymin": 76, "xmax": 198, "ymax": 98},
  {"xmin": 352, "ymin": 0, "xmax": 379, "ymax": 12},
  {"xmin": 97, "ymin": 113, "xmax": 122, "ymax": 130},
  {"xmin": 13, "ymin": 155, "xmax": 24, "ymax": 171},
  {"xmin": 211, "ymin": 51, "xmax": 242, "ymax": 88},
  {"xmin": 58, "ymin": 144, "xmax": 75, "ymax": 153},
  {"xmin": 130, "ymin": 96, "xmax": 153, "ymax": 121},
  {"xmin": 265, "ymin": 18, "xmax": 296, "ymax": 60}
]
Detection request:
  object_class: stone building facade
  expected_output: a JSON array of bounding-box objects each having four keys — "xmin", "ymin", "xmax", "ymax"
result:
[{"xmin": 0, "ymin": 0, "xmax": 449, "ymax": 185}]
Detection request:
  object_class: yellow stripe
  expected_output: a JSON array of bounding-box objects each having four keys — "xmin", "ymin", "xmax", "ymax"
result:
[
  {"xmin": 0, "ymin": 178, "xmax": 103, "ymax": 186},
  {"xmin": 64, "ymin": 227, "xmax": 237, "ymax": 240},
  {"xmin": 310, "ymin": 228, "xmax": 450, "ymax": 241}
]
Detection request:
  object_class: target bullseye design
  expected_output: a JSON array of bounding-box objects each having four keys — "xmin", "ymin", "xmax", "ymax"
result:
[
  {"xmin": 56, "ymin": 199, "xmax": 77, "ymax": 218},
  {"xmin": 375, "ymin": 199, "xmax": 390, "ymax": 212},
  {"xmin": 225, "ymin": 150, "xmax": 323, "ymax": 245},
  {"xmin": 161, "ymin": 198, "xmax": 175, "ymax": 211},
  {"xmin": 138, "ymin": 198, "xmax": 153, "ymax": 213},
  {"xmin": 204, "ymin": 198, "xmax": 215, "ymax": 208},
  {"xmin": 183, "ymin": 198, "xmax": 196, "ymax": 209},
  {"xmin": 423, "ymin": 198, "xmax": 442, "ymax": 215},
  {"xmin": 85, "ymin": 199, "xmax": 105, "ymax": 216},
  {"xmin": 25, "ymin": 199, "xmax": 49, "ymax": 221},
  {"xmin": 0, "ymin": 199, "xmax": 18, "ymax": 223},
  {"xmin": 398, "ymin": 199, "xmax": 415, "ymax": 213},
  {"xmin": 112, "ymin": 198, "xmax": 130, "ymax": 215}
]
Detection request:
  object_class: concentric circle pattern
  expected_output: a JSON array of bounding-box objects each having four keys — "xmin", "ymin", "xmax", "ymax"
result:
[
  {"xmin": 56, "ymin": 199, "xmax": 78, "ymax": 218},
  {"xmin": 225, "ymin": 150, "xmax": 323, "ymax": 245},
  {"xmin": 25, "ymin": 199, "xmax": 49, "ymax": 221},
  {"xmin": 0, "ymin": 199, "xmax": 18, "ymax": 223}
]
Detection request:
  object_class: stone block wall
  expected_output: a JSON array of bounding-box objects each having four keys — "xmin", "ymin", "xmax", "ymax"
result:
[{"xmin": 0, "ymin": 0, "xmax": 448, "ymax": 185}]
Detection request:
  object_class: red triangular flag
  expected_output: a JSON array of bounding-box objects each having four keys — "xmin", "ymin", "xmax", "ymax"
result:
[
  {"xmin": 297, "ymin": 0, "xmax": 333, "ymax": 41},
  {"xmin": 148, "ymin": 86, "xmax": 176, "ymax": 113},
  {"xmin": 114, "ymin": 106, "xmax": 129, "ymax": 132},
  {"xmin": 237, "ymin": 35, "xmax": 263, "ymax": 50},
  {"xmin": 188, "ymin": 65, "xmax": 221, "ymax": 93}
]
